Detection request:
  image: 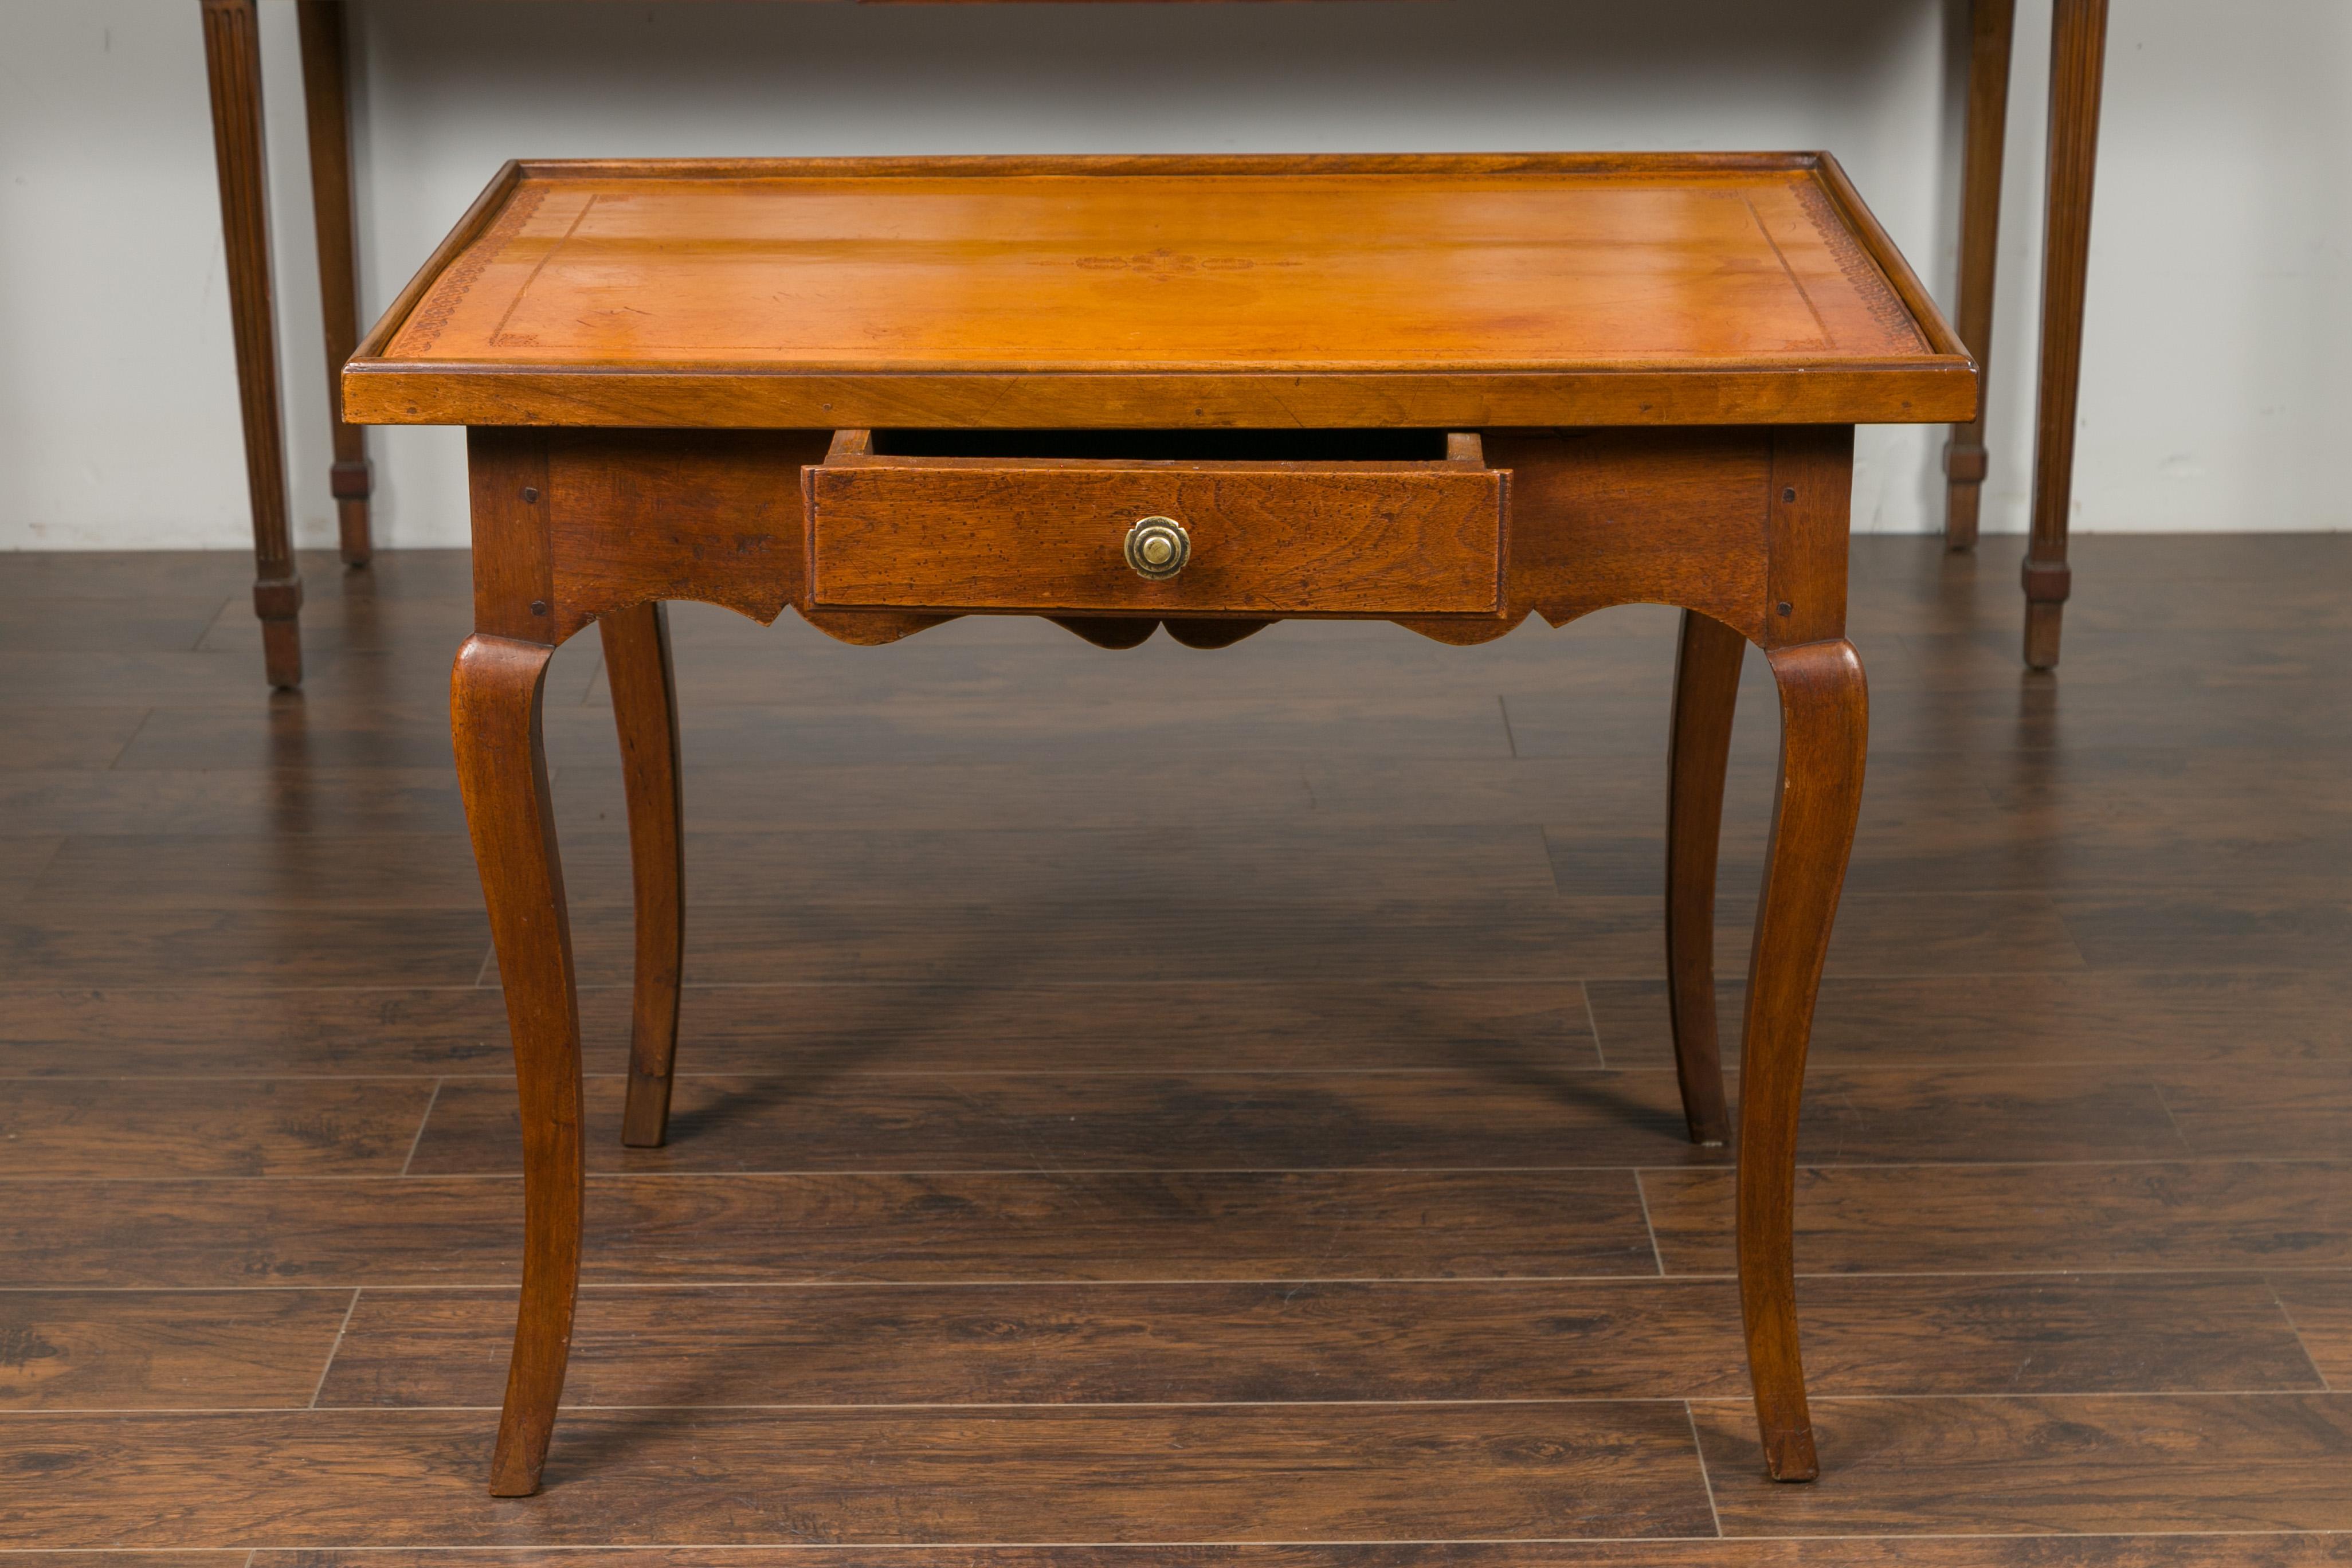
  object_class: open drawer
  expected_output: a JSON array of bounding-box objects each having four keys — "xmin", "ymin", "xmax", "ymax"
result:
[{"xmin": 802, "ymin": 429, "xmax": 1508, "ymax": 619}]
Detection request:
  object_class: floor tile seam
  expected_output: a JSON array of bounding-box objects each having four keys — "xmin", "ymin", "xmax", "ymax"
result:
[
  {"xmin": 6, "ymin": 1266, "xmax": 2348, "ymax": 1293},
  {"xmin": 13, "ymin": 1154, "xmax": 2352, "ymax": 1182},
  {"xmin": 3, "ymin": 1057, "xmax": 2326, "ymax": 1081},
  {"xmin": 306, "ymin": 1289, "xmax": 364, "ymax": 1410},
  {"xmin": 0, "ymin": 1543, "xmax": 1924, "ymax": 1555},
  {"xmin": 399, "ymin": 1082, "xmax": 444, "ymax": 1177},
  {"xmin": 2265, "ymin": 1276, "xmax": 2339, "ymax": 1394},
  {"xmin": 2, "ymin": 1061, "xmax": 2292, "ymax": 1080},
  {"xmin": 1632, "ymin": 1171, "xmax": 1667, "ymax": 1276},
  {"xmin": 17, "ymin": 1390, "xmax": 2352, "ymax": 1417},
  {"xmin": 18, "ymin": 1063, "xmax": 2286, "ymax": 1086},
  {"xmin": 1683, "ymin": 1400, "xmax": 1724, "ymax": 1539},
  {"xmin": 17, "ymin": 1267, "xmax": 2352, "ymax": 1291},
  {"xmin": 23, "ymin": 1542, "xmax": 2352, "ymax": 1551},
  {"xmin": 0, "ymin": 965, "xmax": 2324, "ymax": 993},
  {"xmin": 23, "ymin": 966, "xmax": 2343, "ymax": 987}
]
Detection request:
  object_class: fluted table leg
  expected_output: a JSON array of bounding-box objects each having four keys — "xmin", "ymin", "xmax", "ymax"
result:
[{"xmin": 199, "ymin": 0, "xmax": 304, "ymax": 688}]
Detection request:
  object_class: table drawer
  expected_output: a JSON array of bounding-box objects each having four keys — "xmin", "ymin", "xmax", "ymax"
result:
[{"xmin": 803, "ymin": 429, "xmax": 1508, "ymax": 618}]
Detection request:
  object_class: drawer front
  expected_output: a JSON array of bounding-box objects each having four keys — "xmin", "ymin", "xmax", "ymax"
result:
[{"xmin": 805, "ymin": 460, "xmax": 1507, "ymax": 617}]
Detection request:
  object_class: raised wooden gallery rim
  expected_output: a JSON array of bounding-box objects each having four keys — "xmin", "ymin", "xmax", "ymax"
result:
[{"xmin": 346, "ymin": 152, "xmax": 1976, "ymax": 430}]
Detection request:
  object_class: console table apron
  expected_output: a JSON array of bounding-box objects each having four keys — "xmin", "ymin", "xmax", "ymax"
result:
[
  {"xmin": 201, "ymin": 0, "xmax": 2093, "ymax": 688},
  {"xmin": 344, "ymin": 153, "xmax": 1977, "ymax": 1496}
]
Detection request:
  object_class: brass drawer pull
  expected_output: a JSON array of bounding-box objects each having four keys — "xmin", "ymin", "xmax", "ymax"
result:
[{"xmin": 1124, "ymin": 516, "xmax": 1190, "ymax": 581}]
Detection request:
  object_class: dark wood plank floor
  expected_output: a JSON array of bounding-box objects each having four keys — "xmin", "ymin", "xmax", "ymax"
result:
[{"xmin": 3, "ymin": 535, "xmax": 2350, "ymax": 1559}]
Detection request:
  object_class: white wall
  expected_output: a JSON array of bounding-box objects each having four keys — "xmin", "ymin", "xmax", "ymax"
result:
[{"xmin": 0, "ymin": 0, "xmax": 2343, "ymax": 551}]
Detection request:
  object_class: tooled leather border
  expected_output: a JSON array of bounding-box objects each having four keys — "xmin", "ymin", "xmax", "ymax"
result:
[
  {"xmin": 1792, "ymin": 180, "xmax": 1926, "ymax": 353},
  {"xmin": 395, "ymin": 183, "xmax": 550, "ymax": 356}
]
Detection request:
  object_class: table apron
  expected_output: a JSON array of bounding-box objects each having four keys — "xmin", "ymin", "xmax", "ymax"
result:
[{"xmin": 461, "ymin": 425, "xmax": 1851, "ymax": 652}]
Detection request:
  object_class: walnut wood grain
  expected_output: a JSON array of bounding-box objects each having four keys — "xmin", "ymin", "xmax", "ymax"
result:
[
  {"xmin": 465, "ymin": 428, "xmax": 554, "ymax": 642},
  {"xmin": 1589, "ymin": 969, "xmax": 2352, "ymax": 1073},
  {"xmin": 1764, "ymin": 428, "xmax": 1857, "ymax": 647},
  {"xmin": 0, "ymin": 1289, "xmax": 356, "ymax": 1410},
  {"xmin": 546, "ymin": 429, "xmax": 826, "ymax": 640},
  {"xmin": 598, "ymin": 603, "xmax": 687, "ymax": 1149},
  {"xmin": 2271, "ymin": 1275, "xmax": 2352, "ymax": 1389},
  {"xmin": 343, "ymin": 154, "xmax": 1973, "ymax": 432},
  {"xmin": 1482, "ymin": 429, "xmax": 1774, "ymax": 644},
  {"xmin": 1647, "ymin": 1160, "xmax": 2352, "ymax": 1277},
  {"xmin": 316, "ymin": 1273, "xmax": 2327, "ymax": 1411},
  {"xmin": 1736, "ymin": 637, "xmax": 1868, "ymax": 1482},
  {"xmin": 449, "ymin": 634, "xmax": 581, "ymax": 1496},
  {"xmin": 198, "ymin": 0, "xmax": 303, "ymax": 688},
  {"xmin": 0, "ymin": 907, "xmax": 485, "ymax": 988},
  {"xmin": 404, "ymin": 1062, "xmax": 2193, "ymax": 1178},
  {"xmin": 530, "ymin": 894, "xmax": 1683, "ymax": 986},
  {"xmin": 525, "ymin": 426, "xmax": 1810, "ymax": 652},
  {"xmin": 0, "ymin": 978, "xmax": 1579, "ymax": 1079},
  {"xmin": 0, "ymin": 1171, "xmax": 1659, "ymax": 1288},
  {"xmin": 806, "ymin": 442, "xmax": 1507, "ymax": 618},
  {"xmin": 1664, "ymin": 611, "xmax": 1744, "ymax": 1146},
  {"xmin": 3, "ymin": 1405, "xmax": 1718, "ymax": 1547},
  {"xmin": 232, "ymin": 1547, "xmax": 2352, "ymax": 1568},
  {"xmin": 1695, "ymin": 1393, "xmax": 2352, "ymax": 1535},
  {"xmin": 0, "ymin": 1078, "xmax": 435, "ymax": 1178},
  {"xmin": 23, "ymin": 1157, "xmax": 2352, "ymax": 1294}
]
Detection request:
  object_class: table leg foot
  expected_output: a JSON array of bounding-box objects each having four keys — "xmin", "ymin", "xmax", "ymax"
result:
[
  {"xmin": 332, "ymin": 459, "xmax": 374, "ymax": 569},
  {"xmin": 1943, "ymin": 443, "xmax": 1987, "ymax": 554},
  {"xmin": 1664, "ymin": 610, "xmax": 1742, "ymax": 1147},
  {"xmin": 2023, "ymin": 598, "xmax": 2066, "ymax": 671},
  {"xmin": 255, "ymin": 575, "xmax": 304, "ymax": 691},
  {"xmin": 2022, "ymin": 555, "xmax": 2072, "ymax": 671},
  {"xmin": 1739, "ymin": 637, "xmax": 1867, "ymax": 1483},
  {"xmin": 602, "ymin": 603, "xmax": 688, "ymax": 1150},
  {"xmin": 453, "ymin": 634, "xmax": 584, "ymax": 1498}
]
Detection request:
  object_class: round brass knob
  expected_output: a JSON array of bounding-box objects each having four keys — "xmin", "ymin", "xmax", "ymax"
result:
[{"xmin": 1124, "ymin": 516, "xmax": 1190, "ymax": 581}]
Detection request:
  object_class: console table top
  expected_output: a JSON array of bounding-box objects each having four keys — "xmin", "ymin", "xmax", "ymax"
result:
[{"xmin": 345, "ymin": 152, "xmax": 1974, "ymax": 431}]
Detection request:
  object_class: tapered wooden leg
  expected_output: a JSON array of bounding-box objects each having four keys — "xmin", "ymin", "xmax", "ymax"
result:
[
  {"xmin": 603, "ymin": 604, "xmax": 687, "ymax": 1148},
  {"xmin": 2023, "ymin": 0, "xmax": 2110, "ymax": 668},
  {"xmin": 200, "ymin": 0, "xmax": 304, "ymax": 688},
  {"xmin": 1738, "ymin": 638, "xmax": 1867, "ymax": 1483},
  {"xmin": 1664, "ymin": 610, "xmax": 1742, "ymax": 1146},
  {"xmin": 297, "ymin": 0, "xmax": 373, "ymax": 566},
  {"xmin": 452, "ymin": 634, "xmax": 583, "ymax": 1498},
  {"xmin": 1943, "ymin": 0, "xmax": 2016, "ymax": 552}
]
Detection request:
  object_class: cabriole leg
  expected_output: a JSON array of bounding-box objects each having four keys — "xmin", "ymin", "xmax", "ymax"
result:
[
  {"xmin": 1737, "ymin": 637, "xmax": 1867, "ymax": 1483},
  {"xmin": 1664, "ymin": 610, "xmax": 1743, "ymax": 1146},
  {"xmin": 453, "ymin": 634, "xmax": 584, "ymax": 1498},
  {"xmin": 602, "ymin": 603, "xmax": 688, "ymax": 1148}
]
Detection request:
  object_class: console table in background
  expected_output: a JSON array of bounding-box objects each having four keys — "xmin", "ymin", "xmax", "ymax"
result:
[{"xmin": 198, "ymin": 0, "xmax": 2106, "ymax": 688}]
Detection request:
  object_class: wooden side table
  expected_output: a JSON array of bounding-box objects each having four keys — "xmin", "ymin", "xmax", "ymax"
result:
[
  {"xmin": 345, "ymin": 151, "xmax": 1974, "ymax": 1496},
  {"xmin": 199, "ymin": 0, "xmax": 2094, "ymax": 687}
]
